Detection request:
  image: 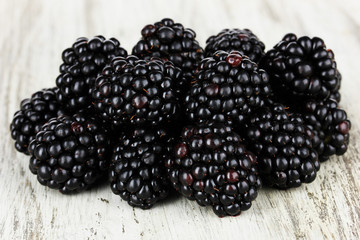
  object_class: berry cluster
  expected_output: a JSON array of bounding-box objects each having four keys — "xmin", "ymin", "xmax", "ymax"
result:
[{"xmin": 10, "ymin": 18, "xmax": 351, "ymax": 217}]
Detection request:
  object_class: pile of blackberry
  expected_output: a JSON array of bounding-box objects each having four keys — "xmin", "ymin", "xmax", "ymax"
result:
[{"xmin": 10, "ymin": 18, "xmax": 351, "ymax": 217}]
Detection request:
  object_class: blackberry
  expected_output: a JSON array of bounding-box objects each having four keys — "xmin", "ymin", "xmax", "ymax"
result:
[
  {"xmin": 28, "ymin": 113, "xmax": 110, "ymax": 194},
  {"xmin": 10, "ymin": 88, "xmax": 67, "ymax": 155},
  {"xmin": 56, "ymin": 36, "xmax": 127, "ymax": 110},
  {"xmin": 185, "ymin": 50, "xmax": 271, "ymax": 125},
  {"xmin": 260, "ymin": 33, "xmax": 340, "ymax": 100},
  {"xmin": 166, "ymin": 122, "xmax": 261, "ymax": 217},
  {"xmin": 92, "ymin": 55, "xmax": 180, "ymax": 127},
  {"xmin": 237, "ymin": 104, "xmax": 320, "ymax": 189},
  {"xmin": 205, "ymin": 29, "xmax": 265, "ymax": 63},
  {"xmin": 301, "ymin": 99, "xmax": 350, "ymax": 161},
  {"xmin": 110, "ymin": 128, "xmax": 173, "ymax": 209},
  {"xmin": 132, "ymin": 18, "xmax": 204, "ymax": 91}
]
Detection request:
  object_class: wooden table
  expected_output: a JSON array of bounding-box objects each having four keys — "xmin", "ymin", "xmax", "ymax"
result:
[{"xmin": 1, "ymin": 0, "xmax": 359, "ymax": 239}]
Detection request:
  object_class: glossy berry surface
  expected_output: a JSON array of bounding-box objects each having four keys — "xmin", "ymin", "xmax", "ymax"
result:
[
  {"xmin": 166, "ymin": 122, "xmax": 261, "ymax": 217},
  {"xmin": 329, "ymin": 71, "xmax": 342, "ymax": 103},
  {"xmin": 92, "ymin": 55, "xmax": 180, "ymax": 127},
  {"xmin": 205, "ymin": 29, "xmax": 265, "ymax": 63},
  {"xmin": 56, "ymin": 36, "xmax": 127, "ymax": 110},
  {"xmin": 132, "ymin": 18, "xmax": 204, "ymax": 87},
  {"xmin": 260, "ymin": 33, "xmax": 341, "ymax": 100},
  {"xmin": 10, "ymin": 88, "xmax": 67, "ymax": 155},
  {"xmin": 28, "ymin": 113, "xmax": 110, "ymax": 194},
  {"xmin": 110, "ymin": 128, "xmax": 173, "ymax": 209},
  {"xmin": 185, "ymin": 50, "xmax": 271, "ymax": 125},
  {"xmin": 237, "ymin": 104, "xmax": 320, "ymax": 189}
]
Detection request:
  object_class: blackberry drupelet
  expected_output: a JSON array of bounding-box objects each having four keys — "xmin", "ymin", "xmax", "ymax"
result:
[
  {"xmin": 329, "ymin": 71, "xmax": 342, "ymax": 102},
  {"xmin": 260, "ymin": 33, "xmax": 340, "ymax": 100},
  {"xmin": 237, "ymin": 104, "xmax": 320, "ymax": 189},
  {"xmin": 185, "ymin": 50, "xmax": 271, "ymax": 125},
  {"xmin": 329, "ymin": 91, "xmax": 341, "ymax": 103},
  {"xmin": 205, "ymin": 29, "xmax": 265, "ymax": 63},
  {"xmin": 110, "ymin": 128, "xmax": 173, "ymax": 209},
  {"xmin": 92, "ymin": 55, "xmax": 180, "ymax": 127},
  {"xmin": 132, "ymin": 18, "xmax": 204, "ymax": 91},
  {"xmin": 28, "ymin": 113, "xmax": 110, "ymax": 194},
  {"xmin": 56, "ymin": 36, "xmax": 127, "ymax": 110},
  {"xmin": 166, "ymin": 122, "xmax": 261, "ymax": 217},
  {"xmin": 301, "ymin": 99, "xmax": 350, "ymax": 162},
  {"xmin": 10, "ymin": 88, "xmax": 67, "ymax": 155}
]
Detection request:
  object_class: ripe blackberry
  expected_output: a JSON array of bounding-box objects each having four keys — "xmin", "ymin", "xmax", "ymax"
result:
[
  {"xmin": 132, "ymin": 18, "xmax": 204, "ymax": 91},
  {"xmin": 185, "ymin": 50, "xmax": 271, "ymax": 125},
  {"xmin": 260, "ymin": 33, "xmax": 340, "ymax": 100},
  {"xmin": 237, "ymin": 104, "xmax": 320, "ymax": 189},
  {"xmin": 92, "ymin": 55, "xmax": 180, "ymax": 127},
  {"xmin": 28, "ymin": 113, "xmax": 110, "ymax": 194},
  {"xmin": 110, "ymin": 128, "xmax": 173, "ymax": 209},
  {"xmin": 10, "ymin": 88, "xmax": 67, "ymax": 155},
  {"xmin": 166, "ymin": 122, "xmax": 261, "ymax": 217},
  {"xmin": 56, "ymin": 36, "xmax": 127, "ymax": 110},
  {"xmin": 301, "ymin": 99, "xmax": 350, "ymax": 162},
  {"xmin": 205, "ymin": 29, "xmax": 265, "ymax": 63}
]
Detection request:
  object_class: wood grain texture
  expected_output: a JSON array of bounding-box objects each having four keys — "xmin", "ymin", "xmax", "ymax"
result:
[{"xmin": 0, "ymin": 0, "xmax": 359, "ymax": 239}]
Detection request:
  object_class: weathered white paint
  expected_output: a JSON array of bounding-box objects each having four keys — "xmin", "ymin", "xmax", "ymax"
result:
[{"xmin": 0, "ymin": 0, "xmax": 359, "ymax": 239}]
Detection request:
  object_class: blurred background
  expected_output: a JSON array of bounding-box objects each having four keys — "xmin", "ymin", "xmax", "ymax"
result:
[{"xmin": 1, "ymin": 0, "xmax": 359, "ymax": 239}]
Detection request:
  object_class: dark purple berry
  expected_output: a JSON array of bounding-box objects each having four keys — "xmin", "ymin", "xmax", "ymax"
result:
[
  {"xmin": 10, "ymin": 88, "xmax": 67, "ymax": 155},
  {"xmin": 167, "ymin": 122, "xmax": 261, "ymax": 217},
  {"xmin": 28, "ymin": 113, "xmax": 110, "ymax": 194},
  {"xmin": 110, "ymin": 128, "xmax": 173, "ymax": 209},
  {"xmin": 132, "ymin": 18, "xmax": 204, "ymax": 94},
  {"xmin": 205, "ymin": 29, "xmax": 265, "ymax": 63},
  {"xmin": 235, "ymin": 103, "xmax": 320, "ymax": 189},
  {"xmin": 260, "ymin": 33, "xmax": 341, "ymax": 100},
  {"xmin": 56, "ymin": 36, "xmax": 127, "ymax": 110},
  {"xmin": 185, "ymin": 50, "xmax": 271, "ymax": 125},
  {"xmin": 92, "ymin": 56, "xmax": 181, "ymax": 127}
]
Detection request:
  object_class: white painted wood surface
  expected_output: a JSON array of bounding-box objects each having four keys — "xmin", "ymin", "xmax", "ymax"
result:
[{"xmin": 1, "ymin": 0, "xmax": 360, "ymax": 239}]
